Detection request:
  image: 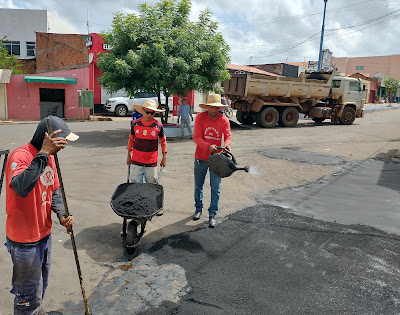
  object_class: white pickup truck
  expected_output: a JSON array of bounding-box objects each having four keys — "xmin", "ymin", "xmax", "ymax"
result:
[{"xmin": 104, "ymin": 92, "xmax": 173, "ymax": 117}]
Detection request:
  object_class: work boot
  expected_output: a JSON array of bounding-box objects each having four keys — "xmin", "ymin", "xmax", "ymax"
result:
[
  {"xmin": 193, "ymin": 210, "xmax": 202, "ymax": 220},
  {"xmin": 208, "ymin": 216, "xmax": 216, "ymax": 228}
]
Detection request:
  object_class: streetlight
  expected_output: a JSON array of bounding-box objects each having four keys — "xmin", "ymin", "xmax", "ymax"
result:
[{"xmin": 317, "ymin": 0, "xmax": 328, "ymax": 71}]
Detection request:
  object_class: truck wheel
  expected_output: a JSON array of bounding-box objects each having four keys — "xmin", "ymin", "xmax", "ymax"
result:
[
  {"xmin": 115, "ymin": 105, "xmax": 128, "ymax": 117},
  {"xmin": 255, "ymin": 107, "xmax": 279, "ymax": 128},
  {"xmin": 236, "ymin": 110, "xmax": 254, "ymax": 125},
  {"xmin": 312, "ymin": 118, "xmax": 325, "ymax": 124},
  {"xmin": 339, "ymin": 107, "xmax": 356, "ymax": 125},
  {"xmin": 278, "ymin": 107, "xmax": 299, "ymax": 127}
]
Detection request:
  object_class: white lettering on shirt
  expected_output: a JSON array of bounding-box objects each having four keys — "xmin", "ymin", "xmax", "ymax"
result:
[
  {"xmin": 40, "ymin": 166, "xmax": 55, "ymax": 187},
  {"xmin": 204, "ymin": 127, "xmax": 221, "ymax": 141}
]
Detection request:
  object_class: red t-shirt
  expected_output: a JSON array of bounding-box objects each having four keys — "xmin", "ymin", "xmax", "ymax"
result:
[
  {"xmin": 127, "ymin": 118, "xmax": 167, "ymax": 166},
  {"xmin": 5, "ymin": 143, "xmax": 60, "ymax": 243},
  {"xmin": 193, "ymin": 112, "xmax": 232, "ymax": 161}
]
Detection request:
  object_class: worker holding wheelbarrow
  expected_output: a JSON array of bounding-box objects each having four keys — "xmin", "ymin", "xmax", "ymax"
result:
[
  {"xmin": 126, "ymin": 99, "xmax": 167, "ymax": 183},
  {"xmin": 4, "ymin": 116, "xmax": 78, "ymax": 315}
]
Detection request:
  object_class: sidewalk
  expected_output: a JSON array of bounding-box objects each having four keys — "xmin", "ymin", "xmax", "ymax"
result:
[{"xmin": 1, "ymin": 103, "xmax": 399, "ymax": 125}]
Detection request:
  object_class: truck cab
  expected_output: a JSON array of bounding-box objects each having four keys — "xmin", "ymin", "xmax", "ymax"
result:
[{"xmin": 330, "ymin": 76, "xmax": 366, "ymax": 121}]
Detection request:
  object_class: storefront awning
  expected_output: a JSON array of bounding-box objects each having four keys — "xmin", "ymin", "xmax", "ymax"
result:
[{"xmin": 24, "ymin": 76, "xmax": 77, "ymax": 85}]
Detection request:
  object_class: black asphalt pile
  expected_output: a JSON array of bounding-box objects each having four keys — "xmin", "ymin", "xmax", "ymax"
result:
[
  {"xmin": 143, "ymin": 204, "xmax": 400, "ymax": 315},
  {"xmin": 110, "ymin": 183, "xmax": 163, "ymax": 218},
  {"xmin": 229, "ymin": 120, "xmax": 249, "ymax": 130}
]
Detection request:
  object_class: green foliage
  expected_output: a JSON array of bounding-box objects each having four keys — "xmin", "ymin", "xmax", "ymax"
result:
[
  {"xmin": 98, "ymin": 0, "xmax": 230, "ymax": 102},
  {"xmin": 383, "ymin": 76, "xmax": 400, "ymax": 94},
  {"xmin": 383, "ymin": 76, "xmax": 400, "ymax": 103},
  {"xmin": 0, "ymin": 38, "xmax": 24, "ymax": 74}
]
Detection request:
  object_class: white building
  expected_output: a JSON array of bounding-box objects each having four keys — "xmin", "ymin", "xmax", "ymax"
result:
[
  {"xmin": 308, "ymin": 49, "xmax": 337, "ymax": 71},
  {"xmin": 0, "ymin": 8, "xmax": 80, "ymax": 59}
]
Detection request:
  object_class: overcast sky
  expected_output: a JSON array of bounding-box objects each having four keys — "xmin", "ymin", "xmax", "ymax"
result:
[{"xmin": 1, "ymin": 0, "xmax": 399, "ymax": 65}]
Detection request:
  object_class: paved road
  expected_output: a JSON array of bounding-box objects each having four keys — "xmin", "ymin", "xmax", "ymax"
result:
[{"xmin": 1, "ymin": 107, "xmax": 400, "ymax": 314}]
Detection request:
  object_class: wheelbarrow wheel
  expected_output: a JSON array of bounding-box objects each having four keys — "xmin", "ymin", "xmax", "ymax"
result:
[{"xmin": 126, "ymin": 220, "xmax": 138, "ymax": 248}]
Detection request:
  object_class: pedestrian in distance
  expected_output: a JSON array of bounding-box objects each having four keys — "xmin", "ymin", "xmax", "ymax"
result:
[
  {"xmin": 131, "ymin": 107, "xmax": 143, "ymax": 126},
  {"xmin": 4, "ymin": 115, "xmax": 77, "ymax": 315},
  {"xmin": 177, "ymin": 98, "xmax": 193, "ymax": 139},
  {"xmin": 192, "ymin": 94, "xmax": 232, "ymax": 228},
  {"xmin": 126, "ymin": 99, "xmax": 167, "ymax": 183}
]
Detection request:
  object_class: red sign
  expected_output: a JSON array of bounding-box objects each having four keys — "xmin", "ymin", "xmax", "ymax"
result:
[{"xmin": 172, "ymin": 91, "xmax": 194, "ymax": 116}]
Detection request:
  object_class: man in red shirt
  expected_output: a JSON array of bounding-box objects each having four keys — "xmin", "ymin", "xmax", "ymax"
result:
[
  {"xmin": 126, "ymin": 99, "xmax": 167, "ymax": 183},
  {"xmin": 5, "ymin": 116, "xmax": 77, "ymax": 314},
  {"xmin": 193, "ymin": 94, "xmax": 232, "ymax": 228}
]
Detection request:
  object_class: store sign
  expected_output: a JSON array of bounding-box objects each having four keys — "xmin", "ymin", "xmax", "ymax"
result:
[
  {"xmin": 86, "ymin": 35, "xmax": 93, "ymax": 50},
  {"xmin": 102, "ymin": 44, "xmax": 113, "ymax": 51}
]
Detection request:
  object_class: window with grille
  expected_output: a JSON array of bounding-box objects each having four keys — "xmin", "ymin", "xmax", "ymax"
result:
[
  {"xmin": 356, "ymin": 66, "xmax": 364, "ymax": 70},
  {"xmin": 4, "ymin": 41, "xmax": 20, "ymax": 55},
  {"xmin": 26, "ymin": 41, "xmax": 35, "ymax": 56}
]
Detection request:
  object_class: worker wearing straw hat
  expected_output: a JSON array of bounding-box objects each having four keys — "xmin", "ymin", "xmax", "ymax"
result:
[
  {"xmin": 192, "ymin": 94, "xmax": 232, "ymax": 228},
  {"xmin": 126, "ymin": 99, "xmax": 167, "ymax": 183}
]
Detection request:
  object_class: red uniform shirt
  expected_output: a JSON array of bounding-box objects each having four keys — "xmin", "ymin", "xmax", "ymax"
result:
[
  {"xmin": 5, "ymin": 143, "xmax": 60, "ymax": 243},
  {"xmin": 193, "ymin": 112, "xmax": 232, "ymax": 161},
  {"xmin": 127, "ymin": 118, "xmax": 167, "ymax": 166}
]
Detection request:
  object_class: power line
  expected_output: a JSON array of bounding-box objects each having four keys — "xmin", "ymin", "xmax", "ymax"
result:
[{"xmin": 228, "ymin": 8, "xmax": 400, "ymax": 55}]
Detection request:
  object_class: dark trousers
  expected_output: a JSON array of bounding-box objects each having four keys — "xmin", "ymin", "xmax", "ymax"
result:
[{"xmin": 5, "ymin": 234, "xmax": 52, "ymax": 315}]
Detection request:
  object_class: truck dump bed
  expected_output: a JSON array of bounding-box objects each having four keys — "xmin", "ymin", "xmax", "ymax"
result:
[{"xmin": 223, "ymin": 72, "xmax": 334, "ymax": 100}]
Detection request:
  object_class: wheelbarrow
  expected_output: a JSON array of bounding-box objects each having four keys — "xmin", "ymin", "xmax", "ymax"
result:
[{"xmin": 110, "ymin": 165, "xmax": 164, "ymax": 255}]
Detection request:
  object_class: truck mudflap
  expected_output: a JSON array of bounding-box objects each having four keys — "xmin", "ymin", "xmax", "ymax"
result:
[{"xmin": 360, "ymin": 109, "xmax": 365, "ymax": 118}]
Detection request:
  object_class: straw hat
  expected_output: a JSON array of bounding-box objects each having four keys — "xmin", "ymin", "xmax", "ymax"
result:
[
  {"xmin": 134, "ymin": 99, "xmax": 165, "ymax": 114},
  {"xmin": 199, "ymin": 94, "xmax": 228, "ymax": 110}
]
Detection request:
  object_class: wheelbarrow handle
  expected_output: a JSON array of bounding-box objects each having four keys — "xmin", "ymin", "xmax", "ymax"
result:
[{"xmin": 127, "ymin": 165, "xmax": 131, "ymax": 183}]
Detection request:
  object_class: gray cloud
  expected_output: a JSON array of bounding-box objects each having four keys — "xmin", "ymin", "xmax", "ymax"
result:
[{"xmin": 1, "ymin": 0, "xmax": 399, "ymax": 64}]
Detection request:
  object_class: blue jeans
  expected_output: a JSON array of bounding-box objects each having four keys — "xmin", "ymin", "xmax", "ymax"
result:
[
  {"xmin": 130, "ymin": 165, "xmax": 158, "ymax": 183},
  {"xmin": 180, "ymin": 119, "xmax": 192, "ymax": 137},
  {"xmin": 194, "ymin": 158, "xmax": 222, "ymax": 217},
  {"xmin": 5, "ymin": 234, "xmax": 52, "ymax": 315}
]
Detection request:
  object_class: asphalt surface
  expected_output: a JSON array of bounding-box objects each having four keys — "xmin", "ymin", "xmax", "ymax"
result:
[
  {"xmin": 133, "ymin": 157, "xmax": 400, "ymax": 315},
  {"xmin": 139, "ymin": 204, "xmax": 400, "ymax": 315},
  {"xmin": 1, "ymin": 105, "xmax": 400, "ymax": 315}
]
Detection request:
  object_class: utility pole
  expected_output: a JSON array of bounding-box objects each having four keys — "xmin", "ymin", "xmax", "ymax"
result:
[
  {"xmin": 87, "ymin": 8, "xmax": 90, "ymax": 34},
  {"xmin": 317, "ymin": 0, "xmax": 328, "ymax": 71}
]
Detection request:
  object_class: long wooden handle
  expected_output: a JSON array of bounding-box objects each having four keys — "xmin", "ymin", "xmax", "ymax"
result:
[{"xmin": 46, "ymin": 118, "xmax": 91, "ymax": 315}]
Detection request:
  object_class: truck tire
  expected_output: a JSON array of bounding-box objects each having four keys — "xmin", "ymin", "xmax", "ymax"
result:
[
  {"xmin": 339, "ymin": 107, "xmax": 356, "ymax": 125},
  {"xmin": 115, "ymin": 105, "xmax": 128, "ymax": 117},
  {"xmin": 255, "ymin": 107, "xmax": 279, "ymax": 128},
  {"xmin": 236, "ymin": 110, "xmax": 254, "ymax": 125},
  {"xmin": 278, "ymin": 107, "xmax": 299, "ymax": 127}
]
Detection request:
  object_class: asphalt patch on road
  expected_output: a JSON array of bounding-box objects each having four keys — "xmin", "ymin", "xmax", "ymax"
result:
[
  {"xmin": 140, "ymin": 204, "xmax": 400, "ymax": 315},
  {"xmin": 263, "ymin": 158, "xmax": 400, "ymax": 235},
  {"xmin": 262, "ymin": 147, "xmax": 346, "ymax": 165}
]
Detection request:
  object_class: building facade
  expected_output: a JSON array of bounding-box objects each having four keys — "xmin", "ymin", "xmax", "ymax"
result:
[
  {"xmin": 0, "ymin": 8, "xmax": 81, "ymax": 73},
  {"xmin": 248, "ymin": 63, "xmax": 298, "ymax": 78},
  {"xmin": 332, "ymin": 55, "xmax": 400, "ymax": 79}
]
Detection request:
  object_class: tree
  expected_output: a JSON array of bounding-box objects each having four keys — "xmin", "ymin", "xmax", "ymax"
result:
[
  {"xmin": 382, "ymin": 76, "xmax": 400, "ymax": 105},
  {"xmin": 97, "ymin": 0, "xmax": 231, "ymax": 123},
  {"xmin": 0, "ymin": 38, "xmax": 24, "ymax": 74}
]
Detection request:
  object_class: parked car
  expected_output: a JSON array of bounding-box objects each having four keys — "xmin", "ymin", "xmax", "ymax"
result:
[{"xmin": 104, "ymin": 92, "xmax": 173, "ymax": 117}]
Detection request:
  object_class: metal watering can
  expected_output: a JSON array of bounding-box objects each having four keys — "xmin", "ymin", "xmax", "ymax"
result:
[{"xmin": 208, "ymin": 147, "xmax": 250, "ymax": 178}]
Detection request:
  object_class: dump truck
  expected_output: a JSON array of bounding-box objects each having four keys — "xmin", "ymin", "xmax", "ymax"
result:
[{"xmin": 222, "ymin": 71, "xmax": 366, "ymax": 128}]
